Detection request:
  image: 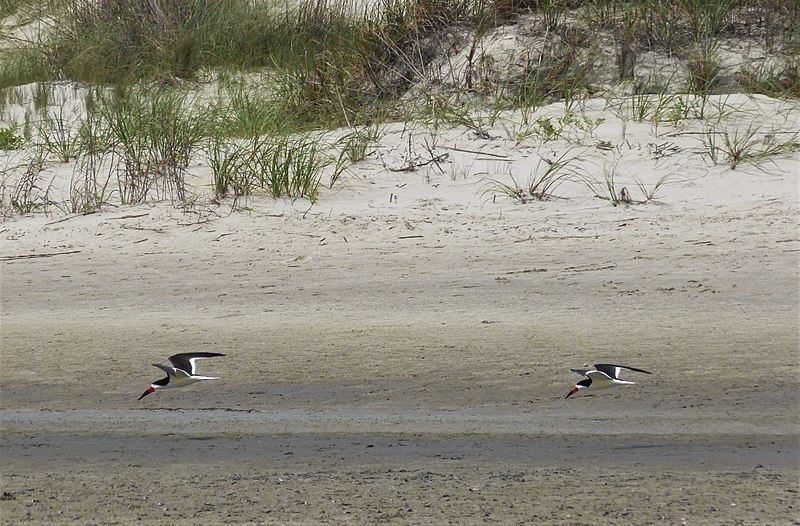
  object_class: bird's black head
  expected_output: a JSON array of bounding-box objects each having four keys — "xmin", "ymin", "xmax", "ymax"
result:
[
  {"xmin": 138, "ymin": 376, "xmax": 169, "ymax": 401},
  {"xmin": 565, "ymin": 378, "xmax": 592, "ymax": 399}
]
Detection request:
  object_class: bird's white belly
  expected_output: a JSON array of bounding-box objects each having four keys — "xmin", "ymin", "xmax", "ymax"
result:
[{"xmin": 167, "ymin": 375, "xmax": 203, "ymax": 389}]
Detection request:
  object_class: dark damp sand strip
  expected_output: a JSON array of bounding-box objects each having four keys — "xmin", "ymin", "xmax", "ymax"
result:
[
  {"xmin": 2, "ymin": 410, "xmax": 796, "ymax": 470},
  {"xmin": 2, "ymin": 433, "xmax": 797, "ymax": 470}
]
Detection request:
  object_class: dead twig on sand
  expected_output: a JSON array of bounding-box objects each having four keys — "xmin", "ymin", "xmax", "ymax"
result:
[
  {"xmin": 0, "ymin": 250, "xmax": 82, "ymax": 261},
  {"xmin": 45, "ymin": 211, "xmax": 97, "ymax": 225}
]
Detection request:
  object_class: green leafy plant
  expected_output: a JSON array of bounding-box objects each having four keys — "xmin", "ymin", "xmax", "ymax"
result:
[
  {"xmin": 0, "ymin": 123, "xmax": 24, "ymax": 150},
  {"xmin": 534, "ymin": 116, "xmax": 562, "ymax": 142}
]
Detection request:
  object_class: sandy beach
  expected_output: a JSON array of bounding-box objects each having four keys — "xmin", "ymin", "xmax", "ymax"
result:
[{"xmin": 1, "ymin": 92, "xmax": 799, "ymax": 524}]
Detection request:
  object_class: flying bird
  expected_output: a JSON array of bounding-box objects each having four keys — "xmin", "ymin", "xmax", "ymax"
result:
[
  {"xmin": 138, "ymin": 352, "xmax": 226, "ymax": 400},
  {"xmin": 565, "ymin": 363, "xmax": 651, "ymax": 399}
]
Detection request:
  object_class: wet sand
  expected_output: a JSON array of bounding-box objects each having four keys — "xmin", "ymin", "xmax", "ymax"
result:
[{"xmin": 2, "ymin": 411, "xmax": 797, "ymax": 525}]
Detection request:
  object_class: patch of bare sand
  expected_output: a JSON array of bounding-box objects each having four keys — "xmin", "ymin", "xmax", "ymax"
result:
[{"xmin": 1, "ymin": 95, "xmax": 799, "ymax": 524}]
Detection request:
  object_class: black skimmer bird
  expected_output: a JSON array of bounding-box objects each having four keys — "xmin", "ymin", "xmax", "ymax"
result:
[
  {"xmin": 138, "ymin": 352, "xmax": 225, "ymax": 400},
  {"xmin": 565, "ymin": 363, "xmax": 651, "ymax": 399}
]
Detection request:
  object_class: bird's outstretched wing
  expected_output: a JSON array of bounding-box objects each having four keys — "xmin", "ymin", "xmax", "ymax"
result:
[
  {"xmin": 586, "ymin": 370, "xmax": 614, "ymax": 383},
  {"xmin": 594, "ymin": 363, "xmax": 651, "ymax": 380},
  {"xmin": 152, "ymin": 363, "xmax": 176, "ymax": 376},
  {"xmin": 570, "ymin": 368, "xmax": 593, "ymax": 377},
  {"xmin": 168, "ymin": 352, "xmax": 226, "ymax": 375}
]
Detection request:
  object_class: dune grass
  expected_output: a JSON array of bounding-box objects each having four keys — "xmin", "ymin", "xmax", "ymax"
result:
[
  {"xmin": 0, "ymin": 0, "xmax": 798, "ymax": 213},
  {"xmin": 3, "ymin": 1, "xmax": 798, "ymax": 98}
]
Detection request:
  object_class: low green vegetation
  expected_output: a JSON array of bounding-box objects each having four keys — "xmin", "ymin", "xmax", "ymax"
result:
[
  {"xmin": 3, "ymin": 0, "xmax": 799, "ymax": 113},
  {"xmin": 0, "ymin": 0, "xmax": 798, "ymax": 215}
]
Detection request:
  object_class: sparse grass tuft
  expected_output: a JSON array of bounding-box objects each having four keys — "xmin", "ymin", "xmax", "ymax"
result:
[
  {"xmin": 37, "ymin": 105, "xmax": 82, "ymax": 162},
  {"xmin": 701, "ymin": 122, "xmax": 800, "ymax": 169},
  {"xmin": 9, "ymin": 150, "xmax": 45, "ymax": 214},
  {"xmin": 584, "ymin": 157, "xmax": 672, "ymax": 206},
  {"xmin": 337, "ymin": 124, "xmax": 381, "ymax": 164},
  {"xmin": 585, "ymin": 157, "xmax": 626, "ymax": 206},
  {"xmin": 486, "ymin": 149, "xmax": 583, "ymax": 203}
]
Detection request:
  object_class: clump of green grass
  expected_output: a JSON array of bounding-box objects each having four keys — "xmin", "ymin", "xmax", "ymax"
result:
[
  {"xmin": 207, "ymin": 135, "xmax": 254, "ymax": 198},
  {"xmin": 256, "ymin": 133, "xmax": 332, "ymax": 203},
  {"xmin": 212, "ymin": 84, "xmax": 287, "ymax": 137},
  {"xmin": 337, "ymin": 124, "xmax": 381, "ymax": 164},
  {"xmin": 70, "ymin": 107, "xmax": 114, "ymax": 213},
  {"xmin": 606, "ymin": 87, "xmax": 678, "ymax": 125},
  {"xmin": 425, "ymin": 97, "xmax": 501, "ymax": 139},
  {"xmin": 739, "ymin": 60, "xmax": 800, "ymax": 98},
  {"xmin": 208, "ymin": 132, "xmax": 337, "ymax": 203},
  {"xmin": 92, "ymin": 86, "xmax": 206, "ymax": 204}
]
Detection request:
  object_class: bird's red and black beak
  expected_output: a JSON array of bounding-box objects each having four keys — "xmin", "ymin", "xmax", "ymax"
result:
[
  {"xmin": 138, "ymin": 386, "xmax": 155, "ymax": 401},
  {"xmin": 565, "ymin": 386, "xmax": 580, "ymax": 399}
]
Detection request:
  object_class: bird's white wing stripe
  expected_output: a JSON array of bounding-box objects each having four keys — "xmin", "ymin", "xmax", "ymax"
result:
[
  {"xmin": 187, "ymin": 357, "xmax": 199, "ymax": 375},
  {"xmin": 187, "ymin": 356, "xmax": 219, "ymax": 375}
]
